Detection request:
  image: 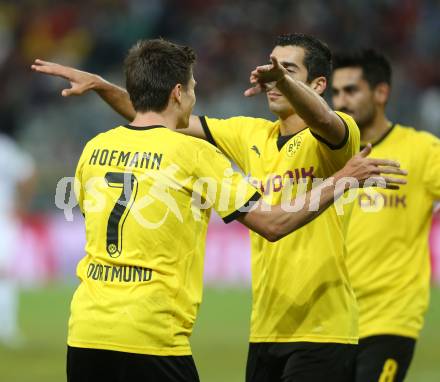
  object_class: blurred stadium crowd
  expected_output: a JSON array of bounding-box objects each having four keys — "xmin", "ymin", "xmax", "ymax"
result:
[{"xmin": 1, "ymin": 0, "xmax": 439, "ymax": 208}]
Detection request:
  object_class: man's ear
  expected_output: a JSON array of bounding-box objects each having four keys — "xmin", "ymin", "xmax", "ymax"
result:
[
  {"xmin": 310, "ymin": 76, "xmax": 327, "ymax": 95},
  {"xmin": 171, "ymin": 83, "xmax": 183, "ymax": 106},
  {"xmin": 374, "ymin": 83, "xmax": 390, "ymax": 106}
]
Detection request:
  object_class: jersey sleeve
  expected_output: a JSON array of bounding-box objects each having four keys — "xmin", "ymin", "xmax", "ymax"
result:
[
  {"xmin": 421, "ymin": 132, "xmax": 440, "ymax": 200},
  {"xmin": 199, "ymin": 116, "xmax": 262, "ymax": 171},
  {"xmin": 193, "ymin": 143, "xmax": 260, "ymax": 223},
  {"xmin": 314, "ymin": 111, "xmax": 360, "ymax": 170}
]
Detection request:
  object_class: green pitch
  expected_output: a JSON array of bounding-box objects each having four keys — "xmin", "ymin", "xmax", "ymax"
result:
[{"xmin": 0, "ymin": 285, "xmax": 439, "ymax": 381}]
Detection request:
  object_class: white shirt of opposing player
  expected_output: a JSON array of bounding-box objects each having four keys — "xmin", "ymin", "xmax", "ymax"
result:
[{"xmin": 0, "ymin": 134, "xmax": 34, "ymax": 268}]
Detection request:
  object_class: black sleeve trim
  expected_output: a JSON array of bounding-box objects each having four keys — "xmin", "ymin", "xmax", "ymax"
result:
[
  {"xmin": 222, "ymin": 191, "xmax": 261, "ymax": 224},
  {"xmin": 311, "ymin": 114, "xmax": 349, "ymax": 150},
  {"xmin": 199, "ymin": 116, "xmax": 217, "ymax": 147}
]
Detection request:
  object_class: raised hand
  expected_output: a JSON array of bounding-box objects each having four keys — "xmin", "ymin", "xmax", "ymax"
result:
[
  {"xmin": 31, "ymin": 59, "xmax": 100, "ymax": 97},
  {"xmin": 244, "ymin": 55, "xmax": 287, "ymax": 97},
  {"xmin": 340, "ymin": 144, "xmax": 408, "ymax": 190}
]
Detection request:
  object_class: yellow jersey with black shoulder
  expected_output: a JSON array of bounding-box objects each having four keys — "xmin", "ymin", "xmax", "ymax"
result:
[
  {"xmin": 200, "ymin": 111, "xmax": 360, "ymax": 344},
  {"xmin": 69, "ymin": 124, "xmax": 259, "ymax": 356},
  {"xmin": 346, "ymin": 124, "xmax": 440, "ymax": 339}
]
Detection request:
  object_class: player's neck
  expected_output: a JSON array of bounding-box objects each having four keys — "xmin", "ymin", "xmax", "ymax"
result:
[
  {"xmin": 130, "ymin": 111, "xmax": 177, "ymax": 130},
  {"xmin": 360, "ymin": 113, "xmax": 392, "ymax": 144},
  {"xmin": 278, "ymin": 113, "xmax": 307, "ymax": 136}
]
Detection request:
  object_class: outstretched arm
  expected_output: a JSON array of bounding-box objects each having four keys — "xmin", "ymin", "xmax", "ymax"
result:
[
  {"xmin": 238, "ymin": 144, "xmax": 407, "ymax": 242},
  {"xmin": 31, "ymin": 59, "xmax": 207, "ymax": 139},
  {"xmin": 245, "ymin": 55, "xmax": 346, "ymax": 146},
  {"xmin": 32, "ymin": 59, "xmax": 136, "ymax": 120}
]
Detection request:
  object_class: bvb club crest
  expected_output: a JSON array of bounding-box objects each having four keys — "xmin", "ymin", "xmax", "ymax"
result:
[
  {"xmin": 286, "ymin": 135, "xmax": 303, "ymax": 157},
  {"xmin": 107, "ymin": 244, "xmax": 118, "ymax": 256}
]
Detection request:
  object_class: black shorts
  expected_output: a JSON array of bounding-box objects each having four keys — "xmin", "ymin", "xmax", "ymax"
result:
[
  {"xmin": 246, "ymin": 342, "xmax": 357, "ymax": 382},
  {"xmin": 355, "ymin": 335, "xmax": 416, "ymax": 382},
  {"xmin": 66, "ymin": 346, "xmax": 200, "ymax": 382}
]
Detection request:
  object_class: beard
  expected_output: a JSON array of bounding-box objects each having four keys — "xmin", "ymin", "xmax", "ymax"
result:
[
  {"xmin": 338, "ymin": 104, "xmax": 376, "ymax": 129},
  {"xmin": 356, "ymin": 106, "xmax": 377, "ymax": 129}
]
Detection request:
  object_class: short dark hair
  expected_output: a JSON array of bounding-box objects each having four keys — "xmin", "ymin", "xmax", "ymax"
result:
[
  {"xmin": 124, "ymin": 39, "xmax": 196, "ymax": 112},
  {"xmin": 333, "ymin": 49, "xmax": 392, "ymax": 87},
  {"xmin": 275, "ymin": 33, "xmax": 332, "ymax": 82}
]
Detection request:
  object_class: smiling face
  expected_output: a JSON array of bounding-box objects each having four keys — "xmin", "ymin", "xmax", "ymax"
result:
[
  {"xmin": 332, "ymin": 67, "xmax": 378, "ymax": 128},
  {"xmin": 266, "ymin": 45, "xmax": 310, "ymax": 118}
]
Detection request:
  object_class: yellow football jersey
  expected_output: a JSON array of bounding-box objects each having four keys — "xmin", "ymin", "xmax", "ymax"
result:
[
  {"xmin": 69, "ymin": 124, "xmax": 259, "ymax": 356},
  {"xmin": 346, "ymin": 124, "xmax": 440, "ymax": 339},
  {"xmin": 200, "ymin": 111, "xmax": 360, "ymax": 344}
]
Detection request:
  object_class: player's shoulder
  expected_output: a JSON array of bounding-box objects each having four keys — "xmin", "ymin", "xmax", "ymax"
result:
[
  {"xmin": 84, "ymin": 126, "xmax": 122, "ymax": 144},
  {"xmin": 82, "ymin": 124, "xmax": 172, "ymax": 147},
  {"xmin": 177, "ymin": 134, "xmax": 231, "ymax": 171},
  {"xmin": 226, "ymin": 115, "xmax": 274, "ymax": 126},
  {"xmin": 235, "ymin": 116, "xmax": 275, "ymax": 131},
  {"xmin": 206, "ymin": 115, "xmax": 275, "ymax": 130},
  {"xmin": 183, "ymin": 133, "xmax": 224, "ymax": 155},
  {"xmin": 78, "ymin": 126, "xmax": 124, "ymax": 157},
  {"xmin": 394, "ymin": 124, "xmax": 440, "ymax": 145}
]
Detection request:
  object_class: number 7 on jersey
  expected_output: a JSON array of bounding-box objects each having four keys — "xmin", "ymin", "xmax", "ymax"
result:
[{"xmin": 104, "ymin": 172, "xmax": 138, "ymax": 257}]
